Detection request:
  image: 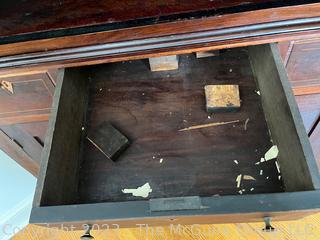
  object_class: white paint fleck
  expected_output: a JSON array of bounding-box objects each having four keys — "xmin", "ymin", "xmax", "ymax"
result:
[
  {"xmin": 229, "ymin": 68, "xmax": 233, "ymax": 72},
  {"xmin": 255, "ymin": 90, "xmax": 261, "ymax": 96},
  {"xmin": 241, "ymin": 189, "xmax": 246, "ymax": 192},
  {"xmin": 122, "ymin": 183, "xmax": 152, "ymax": 198},
  {"xmin": 142, "ymin": 92, "xmax": 145, "ymax": 96},
  {"xmin": 260, "ymin": 157, "xmax": 265, "ymax": 163},
  {"xmin": 260, "ymin": 170, "xmax": 263, "ymax": 175},
  {"xmin": 238, "ymin": 190, "xmax": 243, "ymax": 195},
  {"xmin": 243, "ymin": 175, "xmax": 256, "ymax": 180},
  {"xmin": 255, "ymin": 162, "xmax": 260, "ymax": 165},
  {"xmin": 264, "ymin": 145, "xmax": 279, "ymax": 161},
  {"xmin": 234, "ymin": 160, "xmax": 239, "ymax": 165},
  {"xmin": 266, "ymin": 176, "xmax": 269, "ymax": 180},
  {"xmin": 250, "ymin": 188, "xmax": 254, "ymax": 192},
  {"xmin": 81, "ymin": 127, "xmax": 85, "ymax": 131},
  {"xmin": 275, "ymin": 161, "xmax": 281, "ymax": 173},
  {"xmin": 278, "ymin": 175, "xmax": 281, "ymax": 180},
  {"xmin": 208, "ymin": 116, "xmax": 211, "ymax": 119},
  {"xmin": 99, "ymin": 88, "xmax": 102, "ymax": 91},
  {"xmin": 159, "ymin": 158, "xmax": 163, "ymax": 163},
  {"xmin": 152, "ymin": 156, "xmax": 156, "ymax": 159},
  {"xmin": 236, "ymin": 174, "xmax": 242, "ymax": 188}
]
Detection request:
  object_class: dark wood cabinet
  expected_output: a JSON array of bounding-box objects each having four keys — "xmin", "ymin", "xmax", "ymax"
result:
[
  {"xmin": 0, "ymin": 70, "xmax": 57, "ymax": 176},
  {"xmin": 0, "ymin": 0, "xmax": 319, "ymax": 231}
]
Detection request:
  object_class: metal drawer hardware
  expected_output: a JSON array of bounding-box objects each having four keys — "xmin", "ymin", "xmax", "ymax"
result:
[
  {"xmin": 262, "ymin": 217, "xmax": 275, "ymax": 232},
  {"xmin": 0, "ymin": 80, "xmax": 14, "ymax": 94},
  {"xmin": 80, "ymin": 224, "xmax": 94, "ymax": 239}
]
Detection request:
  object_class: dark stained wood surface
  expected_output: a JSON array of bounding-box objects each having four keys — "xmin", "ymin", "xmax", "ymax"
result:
[
  {"xmin": 0, "ymin": 0, "xmax": 299, "ymax": 40},
  {"xmin": 249, "ymin": 43, "xmax": 320, "ymax": 191},
  {"xmin": 278, "ymin": 38, "xmax": 320, "ymax": 95},
  {"xmin": 77, "ymin": 50, "xmax": 283, "ymax": 204},
  {"xmin": 1, "ymin": 3, "xmax": 320, "ymax": 74},
  {"xmin": 0, "ymin": 72, "xmax": 55, "ymax": 126}
]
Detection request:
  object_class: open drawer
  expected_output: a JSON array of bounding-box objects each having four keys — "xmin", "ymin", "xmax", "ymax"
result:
[{"xmin": 31, "ymin": 44, "xmax": 320, "ymax": 229}]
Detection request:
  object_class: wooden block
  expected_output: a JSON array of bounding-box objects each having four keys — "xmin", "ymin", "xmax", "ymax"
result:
[
  {"xmin": 196, "ymin": 50, "xmax": 220, "ymax": 58},
  {"xmin": 149, "ymin": 55, "xmax": 179, "ymax": 71},
  {"xmin": 205, "ymin": 85, "xmax": 240, "ymax": 113},
  {"xmin": 87, "ymin": 122, "xmax": 130, "ymax": 161}
]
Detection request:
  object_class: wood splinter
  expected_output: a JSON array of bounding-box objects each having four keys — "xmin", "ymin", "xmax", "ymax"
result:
[{"xmin": 179, "ymin": 120, "xmax": 240, "ymax": 132}]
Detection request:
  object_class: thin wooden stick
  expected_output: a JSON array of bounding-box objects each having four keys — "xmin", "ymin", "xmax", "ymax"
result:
[{"xmin": 179, "ymin": 120, "xmax": 240, "ymax": 131}]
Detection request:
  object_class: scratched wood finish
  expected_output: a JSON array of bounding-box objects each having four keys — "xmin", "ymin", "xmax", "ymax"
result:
[{"xmin": 77, "ymin": 49, "xmax": 282, "ymax": 204}]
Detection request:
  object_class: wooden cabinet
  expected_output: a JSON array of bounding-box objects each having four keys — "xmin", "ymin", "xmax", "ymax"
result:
[
  {"xmin": 30, "ymin": 44, "xmax": 320, "ymax": 228},
  {"xmin": 0, "ymin": 70, "xmax": 57, "ymax": 176},
  {"xmin": 0, "ymin": 0, "xmax": 319, "ymax": 232},
  {"xmin": 279, "ymin": 39, "xmax": 320, "ymax": 171}
]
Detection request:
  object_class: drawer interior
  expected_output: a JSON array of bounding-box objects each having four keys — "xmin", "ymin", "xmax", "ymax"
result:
[{"xmin": 37, "ymin": 45, "xmax": 319, "ymax": 207}]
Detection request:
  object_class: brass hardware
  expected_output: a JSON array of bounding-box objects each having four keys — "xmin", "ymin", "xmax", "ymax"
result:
[{"xmin": 0, "ymin": 80, "xmax": 14, "ymax": 94}]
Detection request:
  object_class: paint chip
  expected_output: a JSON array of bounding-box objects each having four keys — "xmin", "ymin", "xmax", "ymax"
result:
[
  {"xmin": 255, "ymin": 90, "xmax": 261, "ymax": 95},
  {"xmin": 264, "ymin": 145, "xmax": 279, "ymax": 161},
  {"xmin": 122, "ymin": 183, "xmax": 152, "ymax": 198},
  {"xmin": 208, "ymin": 116, "xmax": 211, "ymax": 119},
  {"xmin": 243, "ymin": 175, "xmax": 256, "ymax": 180},
  {"xmin": 260, "ymin": 158, "xmax": 265, "ymax": 163},
  {"xmin": 234, "ymin": 160, "xmax": 239, "ymax": 165},
  {"xmin": 250, "ymin": 188, "xmax": 254, "ymax": 192},
  {"xmin": 238, "ymin": 190, "xmax": 243, "ymax": 194},
  {"xmin": 275, "ymin": 161, "xmax": 281, "ymax": 173},
  {"xmin": 236, "ymin": 174, "xmax": 242, "ymax": 188},
  {"xmin": 99, "ymin": 88, "xmax": 102, "ymax": 91},
  {"xmin": 159, "ymin": 158, "xmax": 163, "ymax": 163},
  {"xmin": 244, "ymin": 118, "xmax": 250, "ymax": 131},
  {"xmin": 81, "ymin": 127, "xmax": 85, "ymax": 131},
  {"xmin": 260, "ymin": 170, "xmax": 263, "ymax": 175},
  {"xmin": 266, "ymin": 176, "xmax": 269, "ymax": 180},
  {"xmin": 255, "ymin": 162, "xmax": 260, "ymax": 165},
  {"xmin": 278, "ymin": 175, "xmax": 281, "ymax": 180}
]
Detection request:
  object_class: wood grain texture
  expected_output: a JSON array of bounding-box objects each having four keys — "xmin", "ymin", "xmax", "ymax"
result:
[
  {"xmin": 248, "ymin": 43, "xmax": 320, "ymax": 191},
  {"xmin": 0, "ymin": 0, "xmax": 278, "ymax": 39},
  {"xmin": 279, "ymin": 38, "xmax": 320, "ymax": 95},
  {"xmin": 33, "ymin": 69, "xmax": 89, "ymax": 207},
  {"xmin": 0, "ymin": 72, "xmax": 54, "ymax": 126},
  {"xmin": 78, "ymin": 50, "xmax": 282, "ymax": 204},
  {"xmin": 0, "ymin": 129, "xmax": 39, "ymax": 177},
  {"xmin": 1, "ymin": 3, "xmax": 320, "ymax": 72}
]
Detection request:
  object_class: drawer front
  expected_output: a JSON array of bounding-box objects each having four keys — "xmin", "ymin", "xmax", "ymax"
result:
[
  {"xmin": 0, "ymin": 72, "xmax": 55, "ymax": 125},
  {"xmin": 0, "ymin": 70, "xmax": 57, "ymax": 176}
]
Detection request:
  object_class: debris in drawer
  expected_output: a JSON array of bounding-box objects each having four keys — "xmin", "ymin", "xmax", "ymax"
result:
[
  {"xmin": 87, "ymin": 122, "xmax": 130, "ymax": 161},
  {"xmin": 205, "ymin": 85, "xmax": 240, "ymax": 113},
  {"xmin": 122, "ymin": 182, "xmax": 152, "ymax": 198},
  {"xmin": 243, "ymin": 175, "xmax": 256, "ymax": 180},
  {"xmin": 264, "ymin": 145, "xmax": 279, "ymax": 161},
  {"xmin": 236, "ymin": 174, "xmax": 242, "ymax": 188},
  {"xmin": 179, "ymin": 120, "xmax": 239, "ymax": 131}
]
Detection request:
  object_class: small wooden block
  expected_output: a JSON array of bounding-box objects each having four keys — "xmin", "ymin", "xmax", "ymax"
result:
[
  {"xmin": 196, "ymin": 50, "xmax": 220, "ymax": 58},
  {"xmin": 87, "ymin": 122, "xmax": 130, "ymax": 161},
  {"xmin": 149, "ymin": 55, "xmax": 179, "ymax": 72},
  {"xmin": 205, "ymin": 85, "xmax": 241, "ymax": 113}
]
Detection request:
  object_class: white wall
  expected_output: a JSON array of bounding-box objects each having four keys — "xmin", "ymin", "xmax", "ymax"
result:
[{"xmin": 0, "ymin": 150, "xmax": 36, "ymax": 240}]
